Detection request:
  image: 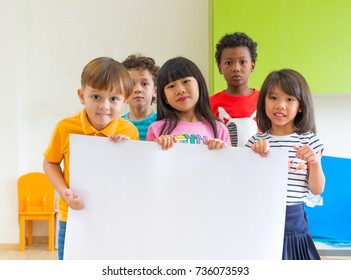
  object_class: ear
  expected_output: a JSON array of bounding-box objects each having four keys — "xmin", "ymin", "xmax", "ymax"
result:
[
  {"xmin": 218, "ymin": 64, "xmax": 223, "ymax": 75},
  {"xmin": 250, "ymin": 62, "xmax": 256, "ymax": 73},
  {"xmin": 152, "ymin": 86, "xmax": 157, "ymax": 99},
  {"xmin": 77, "ymin": 89, "xmax": 85, "ymax": 105},
  {"xmin": 298, "ymin": 108, "xmax": 302, "ymax": 112}
]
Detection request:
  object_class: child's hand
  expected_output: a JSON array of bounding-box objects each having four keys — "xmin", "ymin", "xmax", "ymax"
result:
[
  {"xmin": 155, "ymin": 135, "xmax": 179, "ymax": 150},
  {"xmin": 204, "ymin": 138, "xmax": 227, "ymax": 150},
  {"xmin": 109, "ymin": 134, "xmax": 130, "ymax": 143},
  {"xmin": 293, "ymin": 144, "xmax": 321, "ymax": 165},
  {"xmin": 64, "ymin": 189, "xmax": 84, "ymax": 210},
  {"xmin": 251, "ymin": 139, "xmax": 270, "ymax": 157}
]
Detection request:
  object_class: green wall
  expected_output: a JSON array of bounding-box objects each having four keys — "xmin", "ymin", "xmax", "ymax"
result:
[{"xmin": 211, "ymin": 0, "xmax": 351, "ymax": 94}]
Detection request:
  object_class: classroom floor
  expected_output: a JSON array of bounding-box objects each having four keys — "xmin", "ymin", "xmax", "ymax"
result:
[
  {"xmin": 0, "ymin": 243, "xmax": 57, "ymax": 260},
  {"xmin": 0, "ymin": 242, "xmax": 350, "ymax": 260}
]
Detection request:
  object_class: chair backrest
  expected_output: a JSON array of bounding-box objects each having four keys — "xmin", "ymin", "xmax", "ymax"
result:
[{"xmin": 17, "ymin": 172, "xmax": 55, "ymax": 213}]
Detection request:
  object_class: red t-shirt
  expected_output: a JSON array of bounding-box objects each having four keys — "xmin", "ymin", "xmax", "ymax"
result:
[{"xmin": 210, "ymin": 89, "xmax": 260, "ymax": 147}]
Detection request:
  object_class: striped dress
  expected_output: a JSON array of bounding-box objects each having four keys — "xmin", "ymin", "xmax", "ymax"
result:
[{"xmin": 246, "ymin": 131, "xmax": 325, "ymax": 260}]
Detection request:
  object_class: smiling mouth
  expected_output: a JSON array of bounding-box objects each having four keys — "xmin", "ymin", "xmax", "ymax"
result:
[
  {"xmin": 274, "ymin": 113, "xmax": 285, "ymax": 117},
  {"xmin": 177, "ymin": 97, "xmax": 188, "ymax": 102}
]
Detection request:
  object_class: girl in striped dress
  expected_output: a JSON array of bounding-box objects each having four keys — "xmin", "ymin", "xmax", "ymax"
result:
[{"xmin": 246, "ymin": 69, "xmax": 325, "ymax": 260}]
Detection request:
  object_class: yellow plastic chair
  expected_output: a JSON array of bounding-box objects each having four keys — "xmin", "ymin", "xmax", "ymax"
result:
[{"xmin": 17, "ymin": 172, "xmax": 55, "ymax": 251}]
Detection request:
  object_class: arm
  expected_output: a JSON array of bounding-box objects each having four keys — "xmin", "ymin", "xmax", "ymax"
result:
[
  {"xmin": 293, "ymin": 145, "xmax": 325, "ymax": 195},
  {"xmin": 43, "ymin": 159, "xmax": 84, "ymax": 210}
]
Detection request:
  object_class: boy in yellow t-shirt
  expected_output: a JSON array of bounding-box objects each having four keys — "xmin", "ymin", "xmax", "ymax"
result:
[{"xmin": 43, "ymin": 57, "xmax": 139, "ymax": 260}]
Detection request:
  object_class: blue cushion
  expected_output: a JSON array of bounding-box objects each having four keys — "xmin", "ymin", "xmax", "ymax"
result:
[{"xmin": 305, "ymin": 156, "xmax": 351, "ymax": 243}]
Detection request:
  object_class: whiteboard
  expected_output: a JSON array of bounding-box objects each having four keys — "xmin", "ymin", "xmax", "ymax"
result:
[{"xmin": 65, "ymin": 134, "xmax": 288, "ymax": 260}]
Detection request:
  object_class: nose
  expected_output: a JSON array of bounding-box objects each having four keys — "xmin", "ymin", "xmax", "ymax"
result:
[
  {"xmin": 133, "ymin": 83, "xmax": 142, "ymax": 94},
  {"xmin": 275, "ymin": 100, "xmax": 286, "ymax": 109},
  {"xmin": 99, "ymin": 100, "xmax": 109, "ymax": 111},
  {"xmin": 175, "ymin": 84, "xmax": 186, "ymax": 95},
  {"xmin": 232, "ymin": 62, "xmax": 240, "ymax": 72}
]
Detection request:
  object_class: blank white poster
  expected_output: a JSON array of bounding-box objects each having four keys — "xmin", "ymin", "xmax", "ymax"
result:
[{"xmin": 65, "ymin": 134, "xmax": 288, "ymax": 260}]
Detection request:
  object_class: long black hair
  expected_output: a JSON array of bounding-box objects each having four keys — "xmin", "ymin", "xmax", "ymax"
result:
[{"xmin": 156, "ymin": 56, "xmax": 218, "ymax": 137}]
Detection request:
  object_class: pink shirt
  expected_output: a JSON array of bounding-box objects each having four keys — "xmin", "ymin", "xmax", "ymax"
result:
[{"xmin": 146, "ymin": 120, "xmax": 231, "ymax": 146}]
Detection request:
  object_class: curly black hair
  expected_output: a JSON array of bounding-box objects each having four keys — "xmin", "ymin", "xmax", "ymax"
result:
[{"xmin": 215, "ymin": 32, "xmax": 257, "ymax": 65}]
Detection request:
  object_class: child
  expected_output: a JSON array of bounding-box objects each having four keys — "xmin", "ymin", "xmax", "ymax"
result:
[
  {"xmin": 43, "ymin": 57, "xmax": 139, "ymax": 260},
  {"xmin": 121, "ymin": 53, "xmax": 160, "ymax": 140},
  {"xmin": 146, "ymin": 56, "xmax": 231, "ymax": 150},
  {"xmin": 246, "ymin": 69, "xmax": 325, "ymax": 260},
  {"xmin": 210, "ymin": 32, "xmax": 259, "ymax": 147}
]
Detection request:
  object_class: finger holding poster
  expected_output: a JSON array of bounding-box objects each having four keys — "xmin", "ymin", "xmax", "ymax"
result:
[{"xmin": 65, "ymin": 134, "xmax": 287, "ymax": 260}]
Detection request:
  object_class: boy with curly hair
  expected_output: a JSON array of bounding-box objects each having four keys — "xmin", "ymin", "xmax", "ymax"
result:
[
  {"xmin": 210, "ymin": 32, "xmax": 259, "ymax": 147},
  {"xmin": 121, "ymin": 53, "xmax": 160, "ymax": 140}
]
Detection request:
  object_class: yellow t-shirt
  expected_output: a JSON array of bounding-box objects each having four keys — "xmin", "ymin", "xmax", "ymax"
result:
[{"xmin": 44, "ymin": 109, "xmax": 139, "ymax": 222}]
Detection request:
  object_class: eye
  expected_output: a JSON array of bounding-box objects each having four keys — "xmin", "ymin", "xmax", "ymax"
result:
[
  {"xmin": 240, "ymin": 60, "xmax": 247, "ymax": 65},
  {"xmin": 183, "ymin": 79, "xmax": 191, "ymax": 84},
  {"xmin": 287, "ymin": 97, "xmax": 296, "ymax": 102},
  {"xmin": 165, "ymin": 83, "xmax": 175, "ymax": 89},
  {"xmin": 111, "ymin": 96, "xmax": 120, "ymax": 102},
  {"xmin": 224, "ymin": 61, "xmax": 232, "ymax": 66},
  {"xmin": 92, "ymin": 95, "xmax": 100, "ymax": 100}
]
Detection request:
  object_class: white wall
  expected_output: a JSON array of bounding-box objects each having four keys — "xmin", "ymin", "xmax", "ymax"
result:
[
  {"xmin": 0, "ymin": 0, "xmax": 209, "ymax": 244},
  {"xmin": 312, "ymin": 95, "xmax": 351, "ymax": 159}
]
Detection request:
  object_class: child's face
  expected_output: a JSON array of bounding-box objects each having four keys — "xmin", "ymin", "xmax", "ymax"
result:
[
  {"xmin": 218, "ymin": 46, "xmax": 255, "ymax": 90},
  {"xmin": 128, "ymin": 68, "xmax": 156, "ymax": 110},
  {"xmin": 78, "ymin": 85, "xmax": 126, "ymax": 131},
  {"xmin": 265, "ymin": 85, "xmax": 301, "ymax": 135},
  {"xmin": 164, "ymin": 76, "xmax": 199, "ymax": 119}
]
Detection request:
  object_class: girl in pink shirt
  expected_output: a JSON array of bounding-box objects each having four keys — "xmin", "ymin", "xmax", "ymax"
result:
[{"xmin": 146, "ymin": 56, "xmax": 230, "ymax": 150}]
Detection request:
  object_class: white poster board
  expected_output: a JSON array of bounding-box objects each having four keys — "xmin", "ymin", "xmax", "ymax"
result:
[{"xmin": 65, "ymin": 134, "xmax": 288, "ymax": 260}]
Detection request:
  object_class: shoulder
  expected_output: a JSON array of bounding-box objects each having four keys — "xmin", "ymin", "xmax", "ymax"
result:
[
  {"xmin": 146, "ymin": 120, "xmax": 166, "ymax": 141},
  {"xmin": 214, "ymin": 120, "xmax": 228, "ymax": 130},
  {"xmin": 251, "ymin": 89, "xmax": 260, "ymax": 99},
  {"xmin": 147, "ymin": 111, "xmax": 157, "ymax": 122},
  {"xmin": 147, "ymin": 120, "xmax": 166, "ymax": 134},
  {"xmin": 118, "ymin": 117, "xmax": 138, "ymax": 130},
  {"xmin": 243, "ymin": 89, "xmax": 260, "ymax": 100},
  {"xmin": 51, "ymin": 111, "xmax": 83, "ymax": 135},
  {"xmin": 115, "ymin": 118, "xmax": 139, "ymax": 139},
  {"xmin": 252, "ymin": 89, "xmax": 260, "ymax": 95},
  {"xmin": 298, "ymin": 132, "xmax": 325, "ymax": 152},
  {"xmin": 296, "ymin": 131, "xmax": 320, "ymax": 142},
  {"xmin": 56, "ymin": 111, "xmax": 81, "ymax": 125},
  {"xmin": 210, "ymin": 90, "xmax": 226, "ymax": 101},
  {"xmin": 149, "ymin": 119, "xmax": 165, "ymax": 129}
]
